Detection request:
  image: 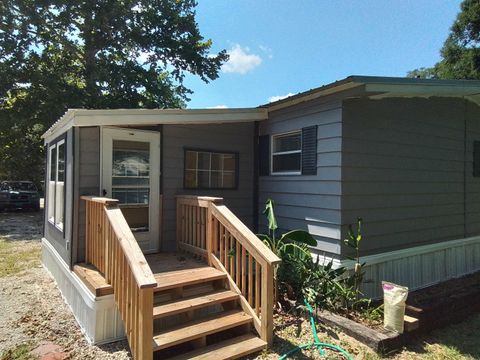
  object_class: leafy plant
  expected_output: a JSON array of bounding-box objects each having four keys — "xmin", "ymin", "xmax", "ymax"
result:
[{"xmin": 257, "ymin": 199, "xmax": 317, "ymax": 304}]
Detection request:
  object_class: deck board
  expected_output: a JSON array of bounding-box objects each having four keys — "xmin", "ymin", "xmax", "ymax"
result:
[
  {"xmin": 73, "ymin": 263, "xmax": 114, "ymax": 297},
  {"xmin": 74, "ymin": 253, "xmax": 213, "ymax": 297}
]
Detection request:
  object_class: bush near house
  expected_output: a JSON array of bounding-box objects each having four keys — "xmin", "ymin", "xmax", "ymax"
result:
[{"xmin": 258, "ymin": 199, "xmax": 382, "ymax": 323}]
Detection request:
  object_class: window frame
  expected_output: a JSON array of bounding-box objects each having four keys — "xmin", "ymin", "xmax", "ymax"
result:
[
  {"xmin": 271, "ymin": 130, "xmax": 302, "ymax": 175},
  {"xmin": 47, "ymin": 136, "xmax": 66, "ymax": 232},
  {"xmin": 183, "ymin": 148, "xmax": 239, "ymax": 190}
]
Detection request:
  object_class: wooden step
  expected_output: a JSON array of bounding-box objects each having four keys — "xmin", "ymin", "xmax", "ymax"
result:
[
  {"xmin": 169, "ymin": 333, "xmax": 267, "ymax": 360},
  {"xmin": 154, "ymin": 266, "xmax": 227, "ymax": 292},
  {"xmin": 404, "ymin": 315, "xmax": 420, "ymax": 332},
  {"xmin": 153, "ymin": 290, "xmax": 239, "ymax": 319},
  {"xmin": 73, "ymin": 263, "xmax": 113, "ymax": 297},
  {"xmin": 153, "ymin": 310, "xmax": 252, "ymax": 351}
]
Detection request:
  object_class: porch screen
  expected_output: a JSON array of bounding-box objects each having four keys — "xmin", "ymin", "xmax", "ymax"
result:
[{"xmin": 184, "ymin": 149, "xmax": 238, "ymax": 189}]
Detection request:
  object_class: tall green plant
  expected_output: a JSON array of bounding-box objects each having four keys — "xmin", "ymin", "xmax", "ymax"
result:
[{"xmin": 257, "ymin": 199, "xmax": 317, "ymax": 304}]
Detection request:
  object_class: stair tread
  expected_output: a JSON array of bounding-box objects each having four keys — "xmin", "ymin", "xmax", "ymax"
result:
[
  {"xmin": 153, "ymin": 290, "xmax": 239, "ymax": 318},
  {"xmin": 169, "ymin": 334, "xmax": 267, "ymax": 360},
  {"xmin": 153, "ymin": 310, "xmax": 252, "ymax": 351},
  {"xmin": 154, "ymin": 266, "xmax": 227, "ymax": 292}
]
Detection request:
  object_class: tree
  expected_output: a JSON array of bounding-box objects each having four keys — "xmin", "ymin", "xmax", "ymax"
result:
[
  {"xmin": 408, "ymin": 0, "xmax": 480, "ymax": 80},
  {"xmin": 0, "ymin": 0, "xmax": 228, "ymax": 186}
]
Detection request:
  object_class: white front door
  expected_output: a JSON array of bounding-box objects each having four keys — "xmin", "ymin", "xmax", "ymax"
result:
[{"xmin": 101, "ymin": 127, "xmax": 160, "ymax": 253}]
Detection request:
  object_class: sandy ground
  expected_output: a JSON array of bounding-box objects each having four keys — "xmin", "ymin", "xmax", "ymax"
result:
[{"xmin": 0, "ymin": 209, "xmax": 130, "ymax": 359}]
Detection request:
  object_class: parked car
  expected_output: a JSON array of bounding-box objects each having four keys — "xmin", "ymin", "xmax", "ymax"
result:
[{"xmin": 0, "ymin": 181, "xmax": 41, "ymax": 211}]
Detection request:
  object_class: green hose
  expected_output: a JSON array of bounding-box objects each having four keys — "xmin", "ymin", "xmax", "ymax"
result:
[{"xmin": 279, "ymin": 300, "xmax": 354, "ymax": 360}]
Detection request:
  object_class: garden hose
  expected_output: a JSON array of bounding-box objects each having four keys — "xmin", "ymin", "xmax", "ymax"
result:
[{"xmin": 279, "ymin": 300, "xmax": 354, "ymax": 360}]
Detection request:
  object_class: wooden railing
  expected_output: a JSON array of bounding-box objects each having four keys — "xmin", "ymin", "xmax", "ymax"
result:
[
  {"xmin": 82, "ymin": 196, "xmax": 156, "ymax": 360},
  {"xmin": 176, "ymin": 195, "xmax": 281, "ymax": 345}
]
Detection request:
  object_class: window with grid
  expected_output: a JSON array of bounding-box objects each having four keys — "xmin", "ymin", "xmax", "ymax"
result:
[{"xmin": 184, "ymin": 150, "xmax": 237, "ymax": 189}]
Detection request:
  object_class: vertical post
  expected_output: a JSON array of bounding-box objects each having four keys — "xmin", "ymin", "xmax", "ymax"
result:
[
  {"xmin": 206, "ymin": 202, "xmax": 213, "ymax": 266},
  {"xmin": 137, "ymin": 287, "xmax": 153, "ymax": 360},
  {"xmin": 176, "ymin": 198, "xmax": 182, "ymax": 252},
  {"xmin": 261, "ymin": 264, "xmax": 274, "ymax": 346},
  {"xmin": 85, "ymin": 202, "xmax": 90, "ymax": 264}
]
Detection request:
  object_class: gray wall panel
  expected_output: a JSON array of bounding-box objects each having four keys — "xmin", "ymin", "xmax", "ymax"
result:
[
  {"xmin": 161, "ymin": 123, "xmax": 255, "ymax": 252},
  {"xmin": 341, "ymin": 97, "xmax": 478, "ymax": 256},
  {"xmin": 259, "ymin": 97, "xmax": 343, "ymax": 255},
  {"xmin": 74, "ymin": 127, "xmax": 100, "ymax": 263}
]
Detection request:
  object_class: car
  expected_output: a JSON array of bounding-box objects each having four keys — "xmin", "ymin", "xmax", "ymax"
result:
[{"xmin": 0, "ymin": 181, "xmax": 41, "ymax": 211}]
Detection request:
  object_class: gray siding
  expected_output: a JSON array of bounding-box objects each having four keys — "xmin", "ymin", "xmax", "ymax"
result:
[
  {"xmin": 73, "ymin": 127, "xmax": 101, "ymax": 263},
  {"xmin": 44, "ymin": 128, "xmax": 74, "ymax": 265},
  {"xmin": 341, "ymin": 97, "xmax": 480, "ymax": 256},
  {"xmin": 465, "ymin": 101, "xmax": 480, "ymax": 236},
  {"xmin": 259, "ymin": 96, "xmax": 343, "ymax": 256},
  {"xmin": 161, "ymin": 123, "xmax": 256, "ymax": 252}
]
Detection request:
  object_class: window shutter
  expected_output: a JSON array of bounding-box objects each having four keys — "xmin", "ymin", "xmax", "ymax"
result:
[
  {"xmin": 474, "ymin": 141, "xmax": 480, "ymax": 177},
  {"xmin": 302, "ymin": 126, "xmax": 317, "ymax": 175},
  {"xmin": 259, "ymin": 135, "xmax": 270, "ymax": 176}
]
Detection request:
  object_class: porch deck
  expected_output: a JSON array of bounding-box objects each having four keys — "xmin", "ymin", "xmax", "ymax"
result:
[
  {"xmin": 80, "ymin": 195, "xmax": 280, "ymax": 359},
  {"xmin": 74, "ymin": 252, "xmax": 216, "ymax": 297}
]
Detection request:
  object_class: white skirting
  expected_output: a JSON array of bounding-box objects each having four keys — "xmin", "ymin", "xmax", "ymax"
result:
[
  {"xmin": 339, "ymin": 235, "xmax": 480, "ymax": 298},
  {"xmin": 42, "ymin": 238, "xmax": 125, "ymax": 344},
  {"xmin": 313, "ymin": 236, "xmax": 480, "ymax": 298}
]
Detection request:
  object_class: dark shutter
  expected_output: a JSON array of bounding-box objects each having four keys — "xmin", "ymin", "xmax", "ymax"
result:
[
  {"xmin": 301, "ymin": 126, "xmax": 317, "ymax": 175},
  {"xmin": 474, "ymin": 141, "xmax": 480, "ymax": 177},
  {"xmin": 258, "ymin": 135, "xmax": 270, "ymax": 176}
]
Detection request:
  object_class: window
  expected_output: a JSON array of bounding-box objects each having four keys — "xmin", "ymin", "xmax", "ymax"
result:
[
  {"xmin": 271, "ymin": 131, "xmax": 302, "ymax": 174},
  {"xmin": 184, "ymin": 149, "xmax": 237, "ymax": 189},
  {"xmin": 111, "ymin": 140, "xmax": 150, "ymax": 205},
  {"xmin": 48, "ymin": 139, "xmax": 65, "ymax": 230}
]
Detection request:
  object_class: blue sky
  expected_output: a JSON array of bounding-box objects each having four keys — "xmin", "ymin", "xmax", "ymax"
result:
[{"xmin": 183, "ymin": 0, "xmax": 462, "ymax": 109}]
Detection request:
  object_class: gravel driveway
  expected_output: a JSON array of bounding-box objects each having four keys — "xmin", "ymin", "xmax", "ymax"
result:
[{"xmin": 0, "ymin": 209, "xmax": 130, "ymax": 359}]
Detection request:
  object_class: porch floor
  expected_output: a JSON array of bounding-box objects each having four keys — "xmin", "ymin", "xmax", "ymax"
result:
[{"xmin": 74, "ymin": 252, "xmax": 212, "ymax": 297}]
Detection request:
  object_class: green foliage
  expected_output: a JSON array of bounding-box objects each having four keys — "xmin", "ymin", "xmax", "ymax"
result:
[
  {"xmin": 257, "ymin": 199, "xmax": 318, "ymax": 303},
  {"xmin": 408, "ymin": 0, "xmax": 480, "ymax": 80},
  {"xmin": 0, "ymin": 0, "xmax": 228, "ymax": 184},
  {"xmin": 0, "ymin": 343, "xmax": 34, "ymax": 360}
]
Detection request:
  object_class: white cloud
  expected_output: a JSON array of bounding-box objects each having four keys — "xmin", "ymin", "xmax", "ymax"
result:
[
  {"xmin": 268, "ymin": 93, "xmax": 296, "ymax": 103},
  {"xmin": 208, "ymin": 105, "xmax": 229, "ymax": 109},
  {"xmin": 222, "ymin": 44, "xmax": 262, "ymax": 74}
]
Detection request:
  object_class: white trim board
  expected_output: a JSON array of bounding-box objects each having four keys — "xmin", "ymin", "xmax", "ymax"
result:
[{"xmin": 43, "ymin": 108, "xmax": 268, "ymax": 143}]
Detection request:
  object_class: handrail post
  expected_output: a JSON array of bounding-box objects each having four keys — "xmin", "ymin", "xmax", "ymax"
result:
[
  {"xmin": 260, "ymin": 264, "xmax": 274, "ymax": 346},
  {"xmin": 137, "ymin": 287, "xmax": 154, "ymax": 360},
  {"xmin": 206, "ymin": 204, "xmax": 213, "ymax": 266}
]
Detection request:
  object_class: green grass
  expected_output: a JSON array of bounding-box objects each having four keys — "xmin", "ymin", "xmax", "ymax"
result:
[
  {"xmin": 0, "ymin": 343, "xmax": 36, "ymax": 360},
  {"xmin": 0, "ymin": 239, "xmax": 41, "ymax": 277}
]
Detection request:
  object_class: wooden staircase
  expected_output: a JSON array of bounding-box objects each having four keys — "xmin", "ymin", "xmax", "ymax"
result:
[
  {"xmin": 150, "ymin": 261, "xmax": 267, "ymax": 359},
  {"xmin": 82, "ymin": 195, "xmax": 281, "ymax": 360}
]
